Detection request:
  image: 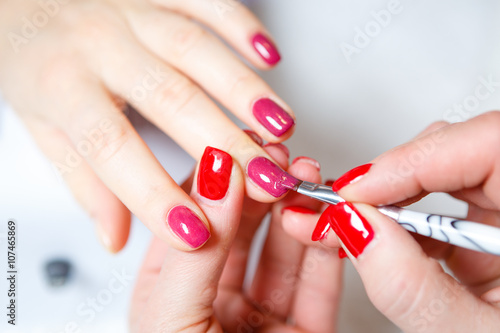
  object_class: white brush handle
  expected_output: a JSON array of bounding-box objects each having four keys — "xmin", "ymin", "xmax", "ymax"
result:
[{"xmin": 389, "ymin": 209, "xmax": 500, "ymax": 255}]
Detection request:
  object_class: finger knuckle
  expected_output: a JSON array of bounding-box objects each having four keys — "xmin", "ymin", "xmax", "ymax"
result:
[
  {"xmin": 367, "ymin": 260, "xmax": 442, "ymax": 320},
  {"xmin": 228, "ymin": 72, "xmax": 256, "ymax": 96},
  {"xmin": 88, "ymin": 119, "xmax": 130, "ymax": 166},
  {"xmin": 168, "ymin": 25, "xmax": 207, "ymax": 59},
  {"xmin": 152, "ymin": 76, "xmax": 201, "ymax": 119}
]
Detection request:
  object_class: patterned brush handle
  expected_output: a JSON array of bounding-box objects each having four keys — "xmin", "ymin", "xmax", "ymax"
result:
[{"xmin": 379, "ymin": 206, "xmax": 500, "ymax": 256}]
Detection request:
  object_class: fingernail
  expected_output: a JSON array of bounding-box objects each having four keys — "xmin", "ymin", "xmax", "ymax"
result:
[
  {"xmin": 167, "ymin": 206, "xmax": 210, "ymax": 249},
  {"xmin": 338, "ymin": 248, "xmax": 348, "ymax": 259},
  {"xmin": 96, "ymin": 222, "xmax": 114, "ymax": 253},
  {"xmin": 292, "ymin": 156, "xmax": 321, "ymax": 171},
  {"xmin": 252, "ymin": 33, "xmax": 281, "ymax": 65},
  {"xmin": 244, "ymin": 129, "xmax": 264, "ymax": 146},
  {"xmin": 198, "ymin": 146, "xmax": 233, "ymax": 200},
  {"xmin": 331, "ymin": 164, "xmax": 373, "ymax": 192},
  {"xmin": 282, "ymin": 206, "xmax": 317, "ymax": 215},
  {"xmin": 247, "ymin": 156, "xmax": 299, "ymax": 197},
  {"xmin": 324, "ymin": 179, "xmax": 335, "ymax": 187},
  {"xmin": 311, "ymin": 206, "xmax": 334, "ymax": 241},
  {"xmin": 264, "ymin": 143, "xmax": 290, "ymax": 158},
  {"xmin": 328, "ymin": 202, "xmax": 374, "ymax": 258},
  {"xmin": 253, "ymin": 98, "xmax": 294, "ymax": 137}
]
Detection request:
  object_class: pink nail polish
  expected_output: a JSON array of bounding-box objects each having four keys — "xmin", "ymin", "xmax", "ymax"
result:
[
  {"xmin": 167, "ymin": 206, "xmax": 210, "ymax": 249},
  {"xmin": 253, "ymin": 98, "xmax": 294, "ymax": 137},
  {"xmin": 252, "ymin": 33, "xmax": 281, "ymax": 65},
  {"xmin": 247, "ymin": 156, "xmax": 299, "ymax": 197}
]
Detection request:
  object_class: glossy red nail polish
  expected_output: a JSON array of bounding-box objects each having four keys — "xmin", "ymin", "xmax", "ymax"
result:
[
  {"xmin": 324, "ymin": 179, "xmax": 335, "ymax": 187},
  {"xmin": 282, "ymin": 206, "xmax": 317, "ymax": 215},
  {"xmin": 327, "ymin": 202, "xmax": 374, "ymax": 258},
  {"xmin": 311, "ymin": 205, "xmax": 335, "ymax": 241},
  {"xmin": 252, "ymin": 33, "xmax": 281, "ymax": 65},
  {"xmin": 198, "ymin": 147, "xmax": 233, "ymax": 200},
  {"xmin": 338, "ymin": 248, "xmax": 348, "ymax": 259},
  {"xmin": 292, "ymin": 156, "xmax": 321, "ymax": 171},
  {"xmin": 244, "ymin": 129, "xmax": 264, "ymax": 146},
  {"xmin": 331, "ymin": 164, "xmax": 372, "ymax": 192}
]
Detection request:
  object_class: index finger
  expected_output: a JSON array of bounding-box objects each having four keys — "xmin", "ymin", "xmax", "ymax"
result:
[{"xmin": 338, "ymin": 111, "xmax": 500, "ymax": 209}]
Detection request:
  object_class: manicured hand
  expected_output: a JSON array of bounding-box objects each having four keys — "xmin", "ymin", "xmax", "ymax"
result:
[
  {"xmin": 130, "ymin": 150, "xmax": 343, "ymax": 332},
  {"xmin": 0, "ymin": 0, "xmax": 295, "ymax": 252}
]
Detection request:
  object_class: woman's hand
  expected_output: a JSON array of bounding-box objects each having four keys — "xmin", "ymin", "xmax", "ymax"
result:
[
  {"xmin": 0, "ymin": 0, "xmax": 294, "ymax": 253},
  {"xmin": 283, "ymin": 111, "xmax": 500, "ymax": 332},
  {"xmin": 130, "ymin": 149, "xmax": 343, "ymax": 332}
]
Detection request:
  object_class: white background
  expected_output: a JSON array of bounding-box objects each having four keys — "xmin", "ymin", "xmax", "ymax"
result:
[{"xmin": 1, "ymin": 0, "xmax": 500, "ymax": 332}]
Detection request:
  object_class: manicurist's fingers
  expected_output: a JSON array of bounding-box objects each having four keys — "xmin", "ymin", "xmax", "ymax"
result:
[
  {"xmin": 321, "ymin": 202, "xmax": 500, "ymax": 333},
  {"xmin": 148, "ymin": 0, "xmax": 282, "ymax": 68},
  {"xmin": 334, "ymin": 112, "xmax": 500, "ymax": 210},
  {"xmin": 124, "ymin": 5, "xmax": 294, "ymax": 142},
  {"xmin": 132, "ymin": 147, "xmax": 245, "ymax": 332}
]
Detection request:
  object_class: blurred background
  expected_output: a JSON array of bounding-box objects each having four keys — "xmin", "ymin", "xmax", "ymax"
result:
[{"xmin": 1, "ymin": 0, "xmax": 500, "ymax": 331}]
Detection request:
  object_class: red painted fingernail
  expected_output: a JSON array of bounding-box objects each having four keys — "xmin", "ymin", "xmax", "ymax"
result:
[
  {"xmin": 264, "ymin": 143, "xmax": 290, "ymax": 158},
  {"xmin": 292, "ymin": 156, "xmax": 321, "ymax": 171},
  {"xmin": 331, "ymin": 164, "xmax": 372, "ymax": 192},
  {"xmin": 338, "ymin": 248, "xmax": 348, "ymax": 259},
  {"xmin": 167, "ymin": 206, "xmax": 210, "ymax": 249},
  {"xmin": 247, "ymin": 156, "xmax": 299, "ymax": 197},
  {"xmin": 252, "ymin": 33, "xmax": 281, "ymax": 65},
  {"xmin": 324, "ymin": 179, "xmax": 335, "ymax": 187},
  {"xmin": 244, "ymin": 129, "xmax": 264, "ymax": 146},
  {"xmin": 198, "ymin": 146, "xmax": 233, "ymax": 200},
  {"xmin": 253, "ymin": 98, "xmax": 294, "ymax": 137},
  {"xmin": 282, "ymin": 206, "xmax": 317, "ymax": 215},
  {"xmin": 311, "ymin": 207, "xmax": 332, "ymax": 241},
  {"xmin": 327, "ymin": 202, "xmax": 374, "ymax": 258}
]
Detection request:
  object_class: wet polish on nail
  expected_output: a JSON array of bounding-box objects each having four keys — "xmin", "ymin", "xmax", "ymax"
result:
[
  {"xmin": 247, "ymin": 156, "xmax": 299, "ymax": 197},
  {"xmin": 331, "ymin": 164, "xmax": 373, "ymax": 192},
  {"xmin": 327, "ymin": 202, "xmax": 374, "ymax": 258},
  {"xmin": 252, "ymin": 33, "xmax": 281, "ymax": 65},
  {"xmin": 253, "ymin": 98, "xmax": 294, "ymax": 137},
  {"xmin": 198, "ymin": 146, "xmax": 233, "ymax": 200},
  {"xmin": 167, "ymin": 206, "xmax": 210, "ymax": 249},
  {"xmin": 311, "ymin": 205, "xmax": 335, "ymax": 241},
  {"xmin": 324, "ymin": 179, "xmax": 336, "ymax": 187},
  {"xmin": 338, "ymin": 248, "xmax": 348, "ymax": 259}
]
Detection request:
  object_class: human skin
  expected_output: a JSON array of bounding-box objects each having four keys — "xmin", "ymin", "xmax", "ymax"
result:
[
  {"xmin": 283, "ymin": 112, "xmax": 500, "ymax": 332},
  {"xmin": 129, "ymin": 148, "xmax": 343, "ymax": 332},
  {"xmin": 0, "ymin": 0, "xmax": 295, "ymax": 252}
]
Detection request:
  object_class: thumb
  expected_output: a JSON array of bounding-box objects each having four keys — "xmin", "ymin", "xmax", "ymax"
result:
[
  {"xmin": 132, "ymin": 147, "xmax": 245, "ymax": 332},
  {"xmin": 321, "ymin": 202, "xmax": 498, "ymax": 333}
]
